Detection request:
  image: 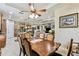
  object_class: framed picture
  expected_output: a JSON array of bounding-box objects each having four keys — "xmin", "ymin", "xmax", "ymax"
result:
[{"xmin": 59, "ymin": 13, "xmax": 78, "ymax": 28}]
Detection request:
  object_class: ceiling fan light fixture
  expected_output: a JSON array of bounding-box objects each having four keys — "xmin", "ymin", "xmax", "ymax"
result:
[
  {"xmin": 35, "ymin": 14, "xmax": 39, "ymax": 18},
  {"xmin": 29, "ymin": 15, "xmax": 33, "ymax": 19},
  {"xmin": 29, "ymin": 13, "xmax": 39, "ymax": 19},
  {"xmin": 29, "ymin": 13, "xmax": 34, "ymax": 18}
]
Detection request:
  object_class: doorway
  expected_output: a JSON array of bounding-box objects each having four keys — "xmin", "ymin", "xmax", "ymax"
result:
[{"xmin": 6, "ymin": 20, "xmax": 14, "ymax": 39}]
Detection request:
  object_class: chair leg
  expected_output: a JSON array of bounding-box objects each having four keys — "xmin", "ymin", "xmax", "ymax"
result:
[
  {"xmin": 23, "ymin": 49, "xmax": 26, "ymax": 56},
  {"xmin": 19, "ymin": 48, "xmax": 22, "ymax": 56},
  {"xmin": 22, "ymin": 45, "xmax": 26, "ymax": 56},
  {"xmin": 19, "ymin": 47, "xmax": 26, "ymax": 56},
  {"xmin": 23, "ymin": 53, "xmax": 25, "ymax": 56}
]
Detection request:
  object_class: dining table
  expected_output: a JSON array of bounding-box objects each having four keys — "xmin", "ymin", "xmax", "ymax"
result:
[{"xmin": 30, "ymin": 39, "xmax": 61, "ymax": 56}]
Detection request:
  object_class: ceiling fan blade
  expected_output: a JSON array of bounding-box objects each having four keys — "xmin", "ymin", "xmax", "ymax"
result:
[
  {"xmin": 35, "ymin": 10, "xmax": 46, "ymax": 16},
  {"xmin": 19, "ymin": 11, "xmax": 30, "ymax": 14},
  {"xmin": 35, "ymin": 12, "xmax": 41, "ymax": 16},
  {"xmin": 28, "ymin": 3, "xmax": 35, "ymax": 11},
  {"xmin": 38, "ymin": 9, "xmax": 46, "ymax": 12},
  {"xmin": 21, "ymin": 11, "xmax": 30, "ymax": 12}
]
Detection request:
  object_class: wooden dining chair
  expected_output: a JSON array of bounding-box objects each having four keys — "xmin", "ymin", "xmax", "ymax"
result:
[
  {"xmin": 47, "ymin": 34, "xmax": 54, "ymax": 42},
  {"xmin": 48, "ymin": 42, "xmax": 62, "ymax": 56},
  {"xmin": 49, "ymin": 38, "xmax": 73, "ymax": 56},
  {"xmin": 70, "ymin": 42, "xmax": 79, "ymax": 56},
  {"xmin": 35, "ymin": 31, "xmax": 40, "ymax": 38},
  {"xmin": 18, "ymin": 34, "xmax": 26, "ymax": 56},
  {"xmin": 24, "ymin": 32, "xmax": 32, "ymax": 42},
  {"xmin": 67, "ymin": 38, "xmax": 73, "ymax": 56},
  {"xmin": 23, "ymin": 38, "xmax": 39, "ymax": 56},
  {"xmin": 39, "ymin": 33, "xmax": 45, "ymax": 39}
]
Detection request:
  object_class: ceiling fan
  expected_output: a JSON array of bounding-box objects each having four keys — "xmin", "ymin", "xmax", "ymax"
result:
[{"xmin": 19, "ymin": 3, "xmax": 46, "ymax": 18}]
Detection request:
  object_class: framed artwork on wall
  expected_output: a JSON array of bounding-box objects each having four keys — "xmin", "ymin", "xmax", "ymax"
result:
[{"xmin": 59, "ymin": 13, "xmax": 78, "ymax": 28}]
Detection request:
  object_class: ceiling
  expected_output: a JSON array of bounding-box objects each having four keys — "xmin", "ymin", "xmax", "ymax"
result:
[{"xmin": 0, "ymin": 3, "xmax": 59, "ymax": 25}]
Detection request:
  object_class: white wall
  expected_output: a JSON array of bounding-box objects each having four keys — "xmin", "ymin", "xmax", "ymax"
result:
[{"xmin": 55, "ymin": 3, "xmax": 79, "ymax": 48}]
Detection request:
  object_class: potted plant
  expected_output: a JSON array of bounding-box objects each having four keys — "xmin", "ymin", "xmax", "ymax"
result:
[{"xmin": 49, "ymin": 29, "xmax": 55, "ymax": 35}]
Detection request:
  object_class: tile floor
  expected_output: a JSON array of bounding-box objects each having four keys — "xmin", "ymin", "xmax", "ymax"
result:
[{"xmin": 1, "ymin": 37, "xmax": 20, "ymax": 56}]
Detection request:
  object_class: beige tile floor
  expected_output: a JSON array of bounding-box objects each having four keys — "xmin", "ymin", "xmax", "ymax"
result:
[{"xmin": 1, "ymin": 37, "xmax": 20, "ymax": 56}]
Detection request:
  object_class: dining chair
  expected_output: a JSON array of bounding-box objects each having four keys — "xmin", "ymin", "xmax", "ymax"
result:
[
  {"xmin": 49, "ymin": 38, "xmax": 73, "ymax": 56},
  {"xmin": 23, "ymin": 38, "xmax": 39, "ymax": 56},
  {"xmin": 71, "ymin": 42, "xmax": 79, "ymax": 56},
  {"xmin": 48, "ymin": 42, "xmax": 62, "ymax": 56},
  {"xmin": 24, "ymin": 32, "xmax": 32, "ymax": 41},
  {"xmin": 18, "ymin": 34, "xmax": 26, "ymax": 56},
  {"xmin": 39, "ymin": 33, "xmax": 45, "ymax": 39},
  {"xmin": 47, "ymin": 34, "xmax": 54, "ymax": 42},
  {"xmin": 67, "ymin": 38, "xmax": 73, "ymax": 56},
  {"xmin": 35, "ymin": 31, "xmax": 40, "ymax": 38}
]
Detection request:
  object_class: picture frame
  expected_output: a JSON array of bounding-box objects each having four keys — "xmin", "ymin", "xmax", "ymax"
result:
[{"xmin": 59, "ymin": 13, "xmax": 78, "ymax": 28}]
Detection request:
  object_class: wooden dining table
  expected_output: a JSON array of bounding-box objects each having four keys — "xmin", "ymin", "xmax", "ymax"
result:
[{"xmin": 30, "ymin": 39, "xmax": 61, "ymax": 56}]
